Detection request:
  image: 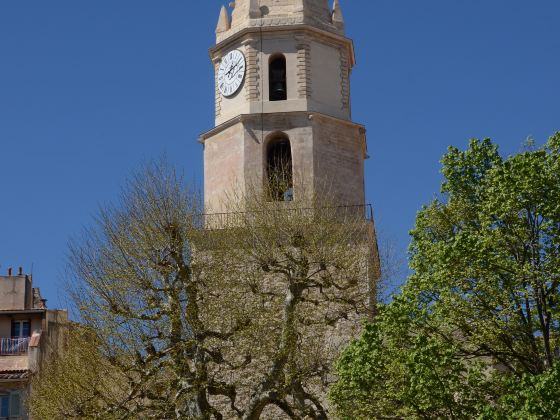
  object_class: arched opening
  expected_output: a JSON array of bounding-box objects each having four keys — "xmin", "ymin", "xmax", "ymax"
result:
[
  {"xmin": 269, "ymin": 55, "xmax": 287, "ymax": 101},
  {"xmin": 266, "ymin": 136, "xmax": 293, "ymax": 201}
]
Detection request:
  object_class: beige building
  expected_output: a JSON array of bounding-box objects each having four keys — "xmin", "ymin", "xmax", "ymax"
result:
[
  {"xmin": 0, "ymin": 268, "xmax": 67, "ymax": 419},
  {"xmin": 200, "ymin": 0, "xmax": 379, "ymax": 284},
  {"xmin": 199, "ymin": 2, "xmax": 380, "ymax": 415},
  {"xmin": 201, "ymin": 0, "xmax": 369, "ymax": 215}
]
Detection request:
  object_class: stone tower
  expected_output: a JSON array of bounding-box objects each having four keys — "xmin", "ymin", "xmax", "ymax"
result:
[{"xmin": 200, "ymin": 0, "xmax": 368, "ymax": 213}]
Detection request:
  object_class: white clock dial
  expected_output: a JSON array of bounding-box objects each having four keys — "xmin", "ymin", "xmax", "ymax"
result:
[{"xmin": 217, "ymin": 49, "xmax": 246, "ymax": 98}]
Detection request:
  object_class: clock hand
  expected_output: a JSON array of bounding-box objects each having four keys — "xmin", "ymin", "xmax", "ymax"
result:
[
  {"xmin": 226, "ymin": 60, "xmax": 240, "ymax": 76},
  {"xmin": 231, "ymin": 65, "xmax": 244, "ymax": 79},
  {"xmin": 226, "ymin": 59, "xmax": 243, "ymax": 77}
]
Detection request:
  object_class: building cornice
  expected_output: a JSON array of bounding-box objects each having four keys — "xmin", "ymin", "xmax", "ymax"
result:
[
  {"xmin": 199, "ymin": 111, "xmax": 368, "ymax": 159},
  {"xmin": 210, "ymin": 24, "xmax": 356, "ymax": 68},
  {"xmin": 0, "ymin": 309, "xmax": 46, "ymax": 315}
]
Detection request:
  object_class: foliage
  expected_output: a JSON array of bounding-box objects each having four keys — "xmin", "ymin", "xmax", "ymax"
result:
[
  {"xmin": 329, "ymin": 309, "xmax": 490, "ymax": 419},
  {"xmin": 30, "ymin": 161, "xmax": 245, "ymax": 418},
  {"xmin": 29, "ymin": 326, "xmax": 128, "ymax": 419},
  {"xmin": 481, "ymin": 363, "xmax": 560, "ymax": 419},
  {"xmin": 202, "ymin": 179, "xmax": 374, "ymax": 419},
  {"xmin": 330, "ymin": 133, "xmax": 560, "ymax": 419},
  {"xmin": 29, "ymin": 161, "xmax": 374, "ymax": 419}
]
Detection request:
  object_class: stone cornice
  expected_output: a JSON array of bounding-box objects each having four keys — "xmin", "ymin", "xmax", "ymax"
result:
[
  {"xmin": 199, "ymin": 114, "xmax": 250, "ymax": 143},
  {"xmin": 209, "ymin": 25, "xmax": 356, "ymax": 68},
  {"xmin": 199, "ymin": 111, "xmax": 368, "ymax": 159}
]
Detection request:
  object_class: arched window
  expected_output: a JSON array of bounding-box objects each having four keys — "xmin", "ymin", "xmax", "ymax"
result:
[
  {"xmin": 269, "ymin": 55, "xmax": 287, "ymax": 102},
  {"xmin": 266, "ymin": 136, "xmax": 293, "ymax": 201}
]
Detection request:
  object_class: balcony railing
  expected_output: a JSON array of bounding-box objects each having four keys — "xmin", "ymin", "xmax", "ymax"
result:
[
  {"xmin": 201, "ymin": 204, "xmax": 375, "ymax": 230},
  {"xmin": 0, "ymin": 338, "xmax": 30, "ymax": 355}
]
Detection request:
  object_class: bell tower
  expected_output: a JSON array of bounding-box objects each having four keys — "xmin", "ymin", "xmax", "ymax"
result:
[{"xmin": 200, "ymin": 0, "xmax": 368, "ymax": 213}]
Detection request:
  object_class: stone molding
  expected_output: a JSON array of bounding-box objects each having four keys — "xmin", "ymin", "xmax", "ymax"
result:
[
  {"xmin": 339, "ymin": 45, "xmax": 350, "ymax": 110},
  {"xmin": 211, "ymin": 25, "xmax": 355, "ymax": 70},
  {"xmin": 213, "ymin": 60, "xmax": 222, "ymax": 118},
  {"xmin": 242, "ymin": 38, "xmax": 261, "ymax": 101},
  {"xmin": 218, "ymin": 11, "xmax": 343, "ymax": 44},
  {"xmin": 200, "ymin": 111, "xmax": 367, "ymax": 160},
  {"xmin": 295, "ymin": 34, "xmax": 312, "ymax": 99}
]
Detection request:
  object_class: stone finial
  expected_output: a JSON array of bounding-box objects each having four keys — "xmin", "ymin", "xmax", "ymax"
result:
[
  {"xmin": 249, "ymin": 0, "xmax": 261, "ymax": 18},
  {"xmin": 216, "ymin": 5, "xmax": 231, "ymax": 33},
  {"xmin": 332, "ymin": 0, "xmax": 344, "ymax": 30}
]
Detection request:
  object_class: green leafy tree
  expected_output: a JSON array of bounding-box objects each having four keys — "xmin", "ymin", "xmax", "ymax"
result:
[
  {"xmin": 330, "ymin": 133, "xmax": 560, "ymax": 419},
  {"xmin": 480, "ymin": 363, "xmax": 560, "ymax": 419}
]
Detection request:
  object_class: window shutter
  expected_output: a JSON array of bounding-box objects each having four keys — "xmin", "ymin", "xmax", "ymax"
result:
[
  {"xmin": 9, "ymin": 392, "xmax": 21, "ymax": 417},
  {"xmin": 22, "ymin": 321, "xmax": 30, "ymax": 338},
  {"xmin": 0, "ymin": 395, "xmax": 9, "ymax": 417}
]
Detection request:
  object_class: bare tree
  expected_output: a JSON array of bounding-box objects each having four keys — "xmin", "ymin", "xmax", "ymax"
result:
[
  {"xmin": 29, "ymin": 162, "xmax": 378, "ymax": 419},
  {"xmin": 29, "ymin": 326, "xmax": 129, "ymax": 419},
  {"xmin": 375, "ymin": 232, "xmax": 408, "ymax": 302},
  {"xmin": 30, "ymin": 162, "xmax": 248, "ymax": 419},
  {"xmin": 207, "ymin": 177, "xmax": 376, "ymax": 419}
]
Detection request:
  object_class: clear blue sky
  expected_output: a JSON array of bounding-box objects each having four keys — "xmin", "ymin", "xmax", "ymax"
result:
[{"xmin": 1, "ymin": 1, "xmax": 559, "ymax": 307}]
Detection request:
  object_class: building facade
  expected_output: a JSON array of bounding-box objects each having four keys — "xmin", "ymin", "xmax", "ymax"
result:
[
  {"xmin": 198, "ymin": 2, "xmax": 380, "ymax": 415},
  {"xmin": 200, "ymin": 0, "xmax": 369, "ymax": 215},
  {"xmin": 0, "ymin": 268, "xmax": 67, "ymax": 419}
]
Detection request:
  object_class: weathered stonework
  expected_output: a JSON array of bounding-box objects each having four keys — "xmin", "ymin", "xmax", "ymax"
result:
[
  {"xmin": 213, "ymin": 59, "xmax": 222, "ymax": 118},
  {"xmin": 201, "ymin": 2, "xmax": 380, "ymax": 416},
  {"xmin": 205, "ymin": 0, "xmax": 366, "ymax": 209},
  {"xmin": 200, "ymin": 111, "xmax": 366, "ymax": 212},
  {"xmin": 242, "ymin": 38, "xmax": 260, "ymax": 102},
  {"xmin": 295, "ymin": 34, "xmax": 312, "ymax": 99},
  {"xmin": 220, "ymin": 0, "xmax": 341, "ymax": 44},
  {"xmin": 210, "ymin": 27, "xmax": 354, "ymax": 125},
  {"xmin": 310, "ymin": 113, "xmax": 366, "ymax": 204},
  {"xmin": 339, "ymin": 45, "xmax": 350, "ymax": 110}
]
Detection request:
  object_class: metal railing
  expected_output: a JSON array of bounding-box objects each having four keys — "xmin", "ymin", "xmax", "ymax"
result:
[
  {"xmin": 201, "ymin": 204, "xmax": 375, "ymax": 230},
  {"xmin": 0, "ymin": 338, "xmax": 30, "ymax": 355}
]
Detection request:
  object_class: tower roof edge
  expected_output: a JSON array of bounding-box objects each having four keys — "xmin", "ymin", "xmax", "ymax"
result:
[{"xmin": 217, "ymin": 0, "xmax": 344, "ymax": 43}]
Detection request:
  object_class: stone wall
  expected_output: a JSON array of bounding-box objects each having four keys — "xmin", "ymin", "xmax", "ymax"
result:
[
  {"xmin": 202, "ymin": 112, "xmax": 366, "ymax": 213},
  {"xmin": 213, "ymin": 30, "xmax": 352, "ymax": 126},
  {"xmin": 312, "ymin": 114, "xmax": 366, "ymax": 206},
  {"xmin": 204, "ymin": 123, "xmax": 246, "ymax": 213}
]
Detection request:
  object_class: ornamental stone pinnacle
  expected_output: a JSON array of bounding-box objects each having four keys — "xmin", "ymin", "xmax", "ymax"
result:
[
  {"xmin": 332, "ymin": 0, "xmax": 344, "ymax": 31},
  {"xmin": 216, "ymin": 5, "xmax": 231, "ymax": 33}
]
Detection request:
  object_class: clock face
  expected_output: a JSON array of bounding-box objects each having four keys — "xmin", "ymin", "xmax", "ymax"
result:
[{"xmin": 217, "ymin": 49, "xmax": 246, "ymax": 98}]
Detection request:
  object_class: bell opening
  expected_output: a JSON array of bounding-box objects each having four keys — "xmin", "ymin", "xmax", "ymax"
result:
[{"xmin": 269, "ymin": 55, "xmax": 287, "ymax": 101}]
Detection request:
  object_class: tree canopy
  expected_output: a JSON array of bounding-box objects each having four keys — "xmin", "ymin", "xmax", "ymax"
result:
[
  {"xmin": 330, "ymin": 133, "xmax": 560, "ymax": 419},
  {"xmin": 29, "ymin": 161, "xmax": 375, "ymax": 419}
]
